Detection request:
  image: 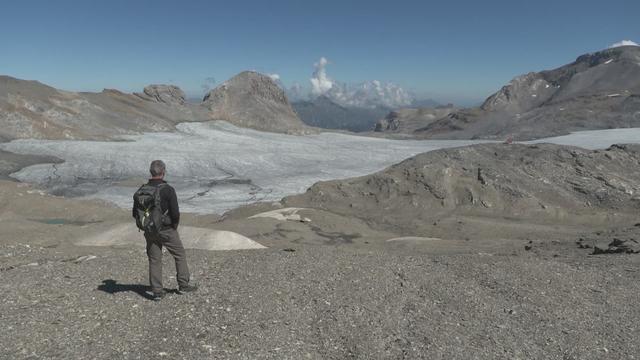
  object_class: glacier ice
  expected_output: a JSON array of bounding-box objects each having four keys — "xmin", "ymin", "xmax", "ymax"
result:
[
  {"xmin": 1, "ymin": 121, "xmax": 639, "ymax": 214},
  {"xmin": 0, "ymin": 122, "xmax": 489, "ymax": 213}
]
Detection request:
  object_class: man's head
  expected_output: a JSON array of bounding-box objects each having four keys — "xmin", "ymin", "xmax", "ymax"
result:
[{"xmin": 149, "ymin": 160, "xmax": 166, "ymax": 179}]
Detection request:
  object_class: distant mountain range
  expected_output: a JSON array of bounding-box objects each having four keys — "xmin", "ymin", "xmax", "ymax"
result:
[
  {"xmin": 374, "ymin": 105, "xmax": 456, "ymax": 134},
  {"xmin": 2, "ymin": 45, "xmax": 639, "ymax": 141},
  {"xmin": 376, "ymin": 45, "xmax": 640, "ymax": 140},
  {"xmin": 292, "ymin": 96, "xmax": 390, "ymax": 132},
  {"xmin": 293, "ymin": 95, "xmax": 441, "ymax": 132}
]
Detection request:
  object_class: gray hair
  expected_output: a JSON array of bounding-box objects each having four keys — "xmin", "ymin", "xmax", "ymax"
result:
[{"xmin": 149, "ymin": 160, "xmax": 166, "ymax": 177}]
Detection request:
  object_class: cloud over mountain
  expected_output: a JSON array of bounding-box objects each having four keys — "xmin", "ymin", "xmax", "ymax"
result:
[
  {"xmin": 303, "ymin": 57, "xmax": 414, "ymax": 109},
  {"xmin": 332, "ymin": 80, "xmax": 414, "ymax": 109},
  {"xmin": 310, "ymin": 57, "xmax": 334, "ymax": 96}
]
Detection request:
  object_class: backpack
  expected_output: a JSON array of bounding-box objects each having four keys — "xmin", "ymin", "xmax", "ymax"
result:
[{"xmin": 133, "ymin": 183, "xmax": 169, "ymax": 234}]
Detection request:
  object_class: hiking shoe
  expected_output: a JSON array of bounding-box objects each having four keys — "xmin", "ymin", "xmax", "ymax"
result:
[
  {"xmin": 152, "ymin": 291, "xmax": 166, "ymax": 301},
  {"xmin": 177, "ymin": 284, "xmax": 198, "ymax": 294}
]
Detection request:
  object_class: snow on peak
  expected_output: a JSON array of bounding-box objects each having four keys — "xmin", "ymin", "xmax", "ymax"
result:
[{"xmin": 609, "ymin": 40, "xmax": 639, "ymax": 48}]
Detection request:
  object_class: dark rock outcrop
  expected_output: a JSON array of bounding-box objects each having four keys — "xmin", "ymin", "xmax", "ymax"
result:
[
  {"xmin": 284, "ymin": 143, "xmax": 640, "ymax": 235},
  {"xmin": 135, "ymin": 84, "xmax": 186, "ymax": 105}
]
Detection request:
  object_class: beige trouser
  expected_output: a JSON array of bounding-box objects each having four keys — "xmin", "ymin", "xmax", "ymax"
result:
[{"xmin": 144, "ymin": 228, "xmax": 190, "ymax": 293}]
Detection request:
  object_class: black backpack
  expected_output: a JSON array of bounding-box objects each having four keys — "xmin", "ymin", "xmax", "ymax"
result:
[{"xmin": 133, "ymin": 183, "xmax": 169, "ymax": 234}]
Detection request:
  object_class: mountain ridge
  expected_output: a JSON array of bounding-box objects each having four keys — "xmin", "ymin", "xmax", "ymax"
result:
[
  {"xmin": 375, "ymin": 46, "xmax": 640, "ymax": 140},
  {"xmin": 292, "ymin": 95, "xmax": 390, "ymax": 132},
  {"xmin": 0, "ymin": 71, "xmax": 311, "ymax": 140}
]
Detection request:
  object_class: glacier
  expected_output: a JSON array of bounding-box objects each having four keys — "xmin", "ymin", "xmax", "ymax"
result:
[{"xmin": 1, "ymin": 121, "xmax": 639, "ymax": 214}]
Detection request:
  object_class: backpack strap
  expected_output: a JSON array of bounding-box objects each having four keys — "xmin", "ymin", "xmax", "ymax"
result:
[
  {"xmin": 154, "ymin": 183, "xmax": 166, "ymax": 211},
  {"xmin": 154, "ymin": 183, "xmax": 171, "ymax": 217}
]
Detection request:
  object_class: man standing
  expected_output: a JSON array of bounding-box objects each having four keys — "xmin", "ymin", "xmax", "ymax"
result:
[{"xmin": 133, "ymin": 160, "xmax": 197, "ymax": 301}]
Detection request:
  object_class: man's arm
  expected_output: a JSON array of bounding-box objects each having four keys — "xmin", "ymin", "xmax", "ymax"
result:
[
  {"xmin": 132, "ymin": 194, "xmax": 137, "ymax": 218},
  {"xmin": 168, "ymin": 187, "xmax": 180, "ymax": 229}
]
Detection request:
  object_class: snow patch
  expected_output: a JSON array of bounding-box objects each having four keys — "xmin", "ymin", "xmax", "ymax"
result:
[
  {"xmin": 77, "ymin": 223, "xmax": 266, "ymax": 250},
  {"xmin": 609, "ymin": 40, "xmax": 639, "ymax": 48},
  {"xmin": 248, "ymin": 208, "xmax": 311, "ymax": 222}
]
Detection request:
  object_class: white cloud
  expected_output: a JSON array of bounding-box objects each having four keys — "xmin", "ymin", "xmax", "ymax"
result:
[
  {"xmin": 310, "ymin": 57, "xmax": 334, "ymax": 95},
  {"xmin": 609, "ymin": 40, "xmax": 639, "ymax": 48},
  {"xmin": 267, "ymin": 73, "xmax": 280, "ymax": 81},
  {"xmin": 328, "ymin": 80, "xmax": 414, "ymax": 108},
  {"xmin": 305, "ymin": 57, "xmax": 415, "ymax": 108}
]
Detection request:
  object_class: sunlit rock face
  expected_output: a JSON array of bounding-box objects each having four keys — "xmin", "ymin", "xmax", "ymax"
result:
[{"xmin": 2, "ymin": 121, "xmax": 639, "ymax": 214}]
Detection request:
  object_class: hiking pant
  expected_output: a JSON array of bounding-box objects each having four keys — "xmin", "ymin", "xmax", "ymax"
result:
[{"xmin": 144, "ymin": 227, "xmax": 190, "ymax": 293}]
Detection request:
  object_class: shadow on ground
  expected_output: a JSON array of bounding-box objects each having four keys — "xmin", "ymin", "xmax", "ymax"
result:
[{"xmin": 97, "ymin": 279, "xmax": 178, "ymax": 300}]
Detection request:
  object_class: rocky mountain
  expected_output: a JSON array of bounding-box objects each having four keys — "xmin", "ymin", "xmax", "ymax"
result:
[
  {"xmin": 377, "ymin": 46, "xmax": 640, "ymax": 140},
  {"xmin": 0, "ymin": 76, "xmax": 209, "ymax": 140},
  {"xmin": 292, "ymin": 96, "xmax": 390, "ymax": 132},
  {"xmin": 134, "ymin": 84, "xmax": 186, "ymax": 106},
  {"xmin": 202, "ymin": 71, "xmax": 310, "ymax": 134},
  {"xmin": 374, "ymin": 105, "xmax": 455, "ymax": 133},
  {"xmin": 0, "ymin": 71, "xmax": 314, "ymax": 141},
  {"xmin": 284, "ymin": 143, "xmax": 640, "ymax": 238}
]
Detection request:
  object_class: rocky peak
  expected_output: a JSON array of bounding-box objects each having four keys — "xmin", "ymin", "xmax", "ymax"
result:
[
  {"xmin": 200, "ymin": 71, "xmax": 308, "ymax": 134},
  {"xmin": 375, "ymin": 111, "xmax": 401, "ymax": 132},
  {"xmin": 203, "ymin": 71, "xmax": 289, "ymax": 105},
  {"xmin": 136, "ymin": 84, "xmax": 186, "ymax": 105},
  {"xmin": 480, "ymin": 72, "xmax": 554, "ymax": 113},
  {"xmin": 574, "ymin": 46, "xmax": 640, "ymax": 67},
  {"xmin": 480, "ymin": 46, "xmax": 640, "ymax": 115}
]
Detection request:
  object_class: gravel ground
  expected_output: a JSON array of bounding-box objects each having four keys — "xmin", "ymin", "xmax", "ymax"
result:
[{"xmin": 1, "ymin": 242, "xmax": 639, "ymax": 359}]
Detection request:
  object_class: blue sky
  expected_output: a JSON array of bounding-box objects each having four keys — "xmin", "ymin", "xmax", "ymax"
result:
[{"xmin": 1, "ymin": 0, "xmax": 638, "ymax": 104}]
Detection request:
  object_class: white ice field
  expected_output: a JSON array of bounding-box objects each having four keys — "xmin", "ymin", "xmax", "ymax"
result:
[{"xmin": 2, "ymin": 121, "xmax": 640, "ymax": 214}]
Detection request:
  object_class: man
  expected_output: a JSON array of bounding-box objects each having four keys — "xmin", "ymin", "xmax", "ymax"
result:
[{"xmin": 133, "ymin": 160, "xmax": 197, "ymax": 301}]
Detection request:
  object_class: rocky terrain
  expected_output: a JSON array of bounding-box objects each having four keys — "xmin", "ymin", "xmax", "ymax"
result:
[
  {"xmin": 134, "ymin": 84, "xmax": 188, "ymax": 106},
  {"xmin": 282, "ymin": 143, "xmax": 640, "ymax": 240},
  {"xmin": 3, "ymin": 237, "xmax": 639, "ymax": 359},
  {"xmin": 292, "ymin": 95, "xmax": 390, "ymax": 132},
  {"xmin": 2, "ymin": 138, "xmax": 640, "ymax": 358},
  {"xmin": 374, "ymin": 105, "xmax": 456, "ymax": 134},
  {"xmin": 0, "ymin": 71, "xmax": 313, "ymax": 141},
  {"xmin": 375, "ymin": 46, "xmax": 640, "ymax": 140},
  {"xmin": 0, "ymin": 76, "xmax": 211, "ymax": 140},
  {"xmin": 203, "ymin": 71, "xmax": 311, "ymax": 134},
  {"xmin": 2, "ymin": 55, "xmax": 640, "ymax": 358}
]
